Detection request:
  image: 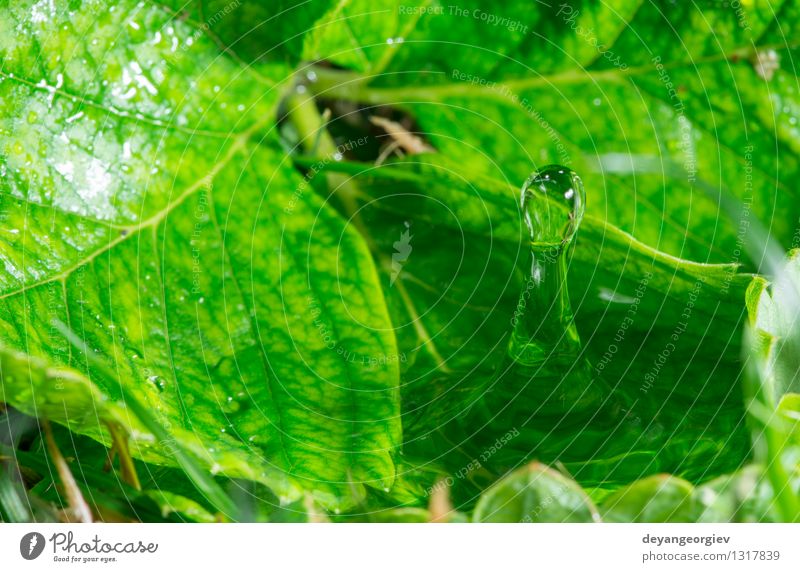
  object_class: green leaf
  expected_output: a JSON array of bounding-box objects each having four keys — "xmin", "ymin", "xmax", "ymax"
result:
[
  {"xmin": 696, "ymin": 465, "xmax": 782, "ymax": 523},
  {"xmin": 600, "ymin": 474, "xmax": 699, "ymax": 523},
  {"xmin": 349, "ymin": 507, "xmax": 431, "ymax": 523},
  {"xmin": 747, "ymin": 250, "xmax": 800, "ymax": 402},
  {"xmin": 778, "ymin": 393, "xmax": 800, "ymax": 426},
  {"xmin": 1, "ymin": 428, "xmax": 218, "ymax": 522},
  {"xmin": 142, "ymin": 490, "xmax": 217, "ymax": 523},
  {"xmin": 304, "ymin": 1, "xmax": 643, "ymax": 78},
  {"xmin": 0, "ymin": 0, "xmax": 400, "ymax": 510},
  {"xmin": 472, "ymin": 462, "xmax": 599, "ymax": 523},
  {"xmin": 159, "ymin": 0, "xmax": 334, "ymax": 65},
  {"xmin": 308, "ymin": 155, "xmax": 753, "ymax": 490}
]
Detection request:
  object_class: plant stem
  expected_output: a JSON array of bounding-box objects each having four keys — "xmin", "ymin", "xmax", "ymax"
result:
[
  {"xmin": 106, "ymin": 422, "xmax": 141, "ymax": 491},
  {"xmin": 306, "ymin": 44, "xmax": 790, "ymax": 106},
  {"xmin": 284, "ymin": 88, "xmax": 364, "ymax": 209},
  {"xmin": 42, "ymin": 419, "xmax": 93, "ymax": 523}
]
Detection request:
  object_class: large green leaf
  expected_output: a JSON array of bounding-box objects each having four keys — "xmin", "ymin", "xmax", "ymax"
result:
[
  {"xmin": 0, "ymin": 0, "xmax": 400, "ymax": 510},
  {"xmin": 307, "ymin": 155, "xmax": 753, "ymax": 499}
]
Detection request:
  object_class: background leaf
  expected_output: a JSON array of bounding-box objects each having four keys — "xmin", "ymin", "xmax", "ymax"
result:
[
  {"xmin": 472, "ymin": 462, "xmax": 599, "ymax": 523},
  {"xmin": 600, "ymin": 474, "xmax": 699, "ymax": 523}
]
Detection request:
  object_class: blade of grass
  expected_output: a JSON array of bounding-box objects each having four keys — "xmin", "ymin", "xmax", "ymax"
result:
[{"xmin": 0, "ymin": 461, "xmax": 32, "ymax": 522}]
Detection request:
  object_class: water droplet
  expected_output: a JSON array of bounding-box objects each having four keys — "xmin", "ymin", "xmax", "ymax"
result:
[
  {"xmin": 521, "ymin": 165, "xmax": 585, "ymax": 247},
  {"xmin": 65, "ymin": 111, "xmax": 84, "ymax": 123},
  {"xmin": 222, "ymin": 394, "xmax": 241, "ymax": 413},
  {"xmin": 487, "ymin": 166, "xmax": 607, "ymax": 421}
]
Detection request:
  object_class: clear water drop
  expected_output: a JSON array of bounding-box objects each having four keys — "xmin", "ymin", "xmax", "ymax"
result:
[
  {"xmin": 509, "ymin": 166, "xmax": 586, "ymax": 368},
  {"xmin": 520, "ymin": 165, "xmax": 585, "ymax": 247},
  {"xmin": 499, "ymin": 166, "xmax": 605, "ymax": 416}
]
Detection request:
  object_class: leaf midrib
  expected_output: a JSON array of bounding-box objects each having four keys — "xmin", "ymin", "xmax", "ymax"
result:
[{"xmin": 309, "ymin": 41, "xmax": 798, "ymax": 104}]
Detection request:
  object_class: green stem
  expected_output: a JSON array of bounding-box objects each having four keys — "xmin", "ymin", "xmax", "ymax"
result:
[
  {"xmin": 285, "ymin": 89, "xmax": 339, "ymax": 156},
  {"xmin": 306, "ymin": 44, "xmax": 780, "ymax": 106},
  {"xmin": 284, "ymin": 89, "xmax": 364, "ymax": 209},
  {"xmin": 106, "ymin": 422, "xmax": 141, "ymax": 491},
  {"xmin": 764, "ymin": 424, "xmax": 800, "ymax": 522}
]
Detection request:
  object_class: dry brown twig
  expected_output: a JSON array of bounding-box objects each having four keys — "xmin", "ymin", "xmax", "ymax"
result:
[{"xmin": 42, "ymin": 419, "xmax": 93, "ymax": 523}]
